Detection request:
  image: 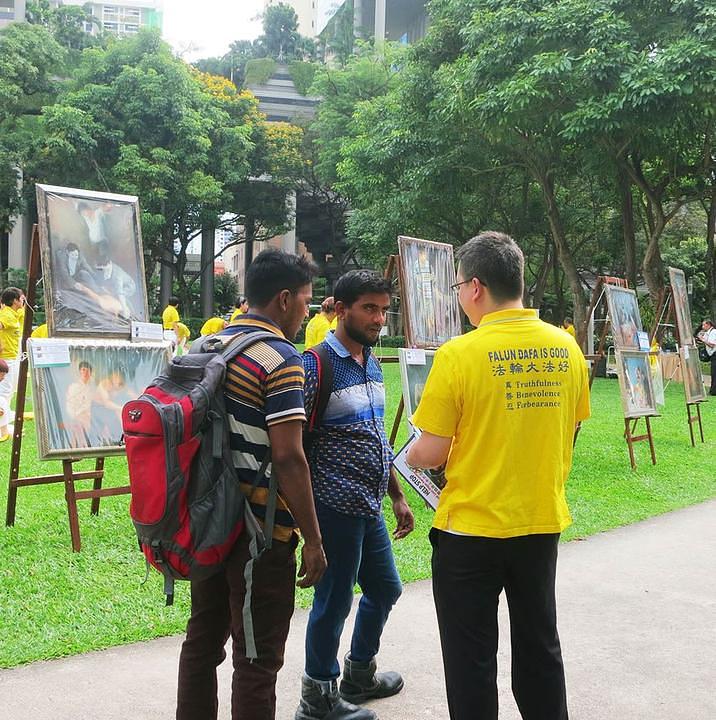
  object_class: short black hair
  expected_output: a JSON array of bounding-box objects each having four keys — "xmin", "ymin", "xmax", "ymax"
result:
[
  {"xmin": 235, "ymin": 296, "xmax": 247, "ymax": 307},
  {"xmin": 79, "ymin": 361, "xmax": 93, "ymax": 372},
  {"xmin": 245, "ymin": 248, "xmax": 317, "ymax": 307},
  {"xmin": 1, "ymin": 287, "xmax": 22, "ymax": 307},
  {"xmin": 334, "ymin": 270, "xmax": 392, "ymax": 307},
  {"xmin": 66, "ymin": 242, "xmax": 79, "ymax": 253},
  {"xmin": 168, "ymin": 296, "xmax": 179, "ymax": 306},
  {"xmin": 455, "ymin": 231, "xmax": 524, "ymax": 302}
]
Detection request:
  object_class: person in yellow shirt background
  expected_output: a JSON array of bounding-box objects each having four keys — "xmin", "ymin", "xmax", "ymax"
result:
[
  {"xmin": 304, "ymin": 296, "xmax": 337, "ymax": 349},
  {"xmin": 407, "ymin": 232, "xmax": 590, "ymax": 720},
  {"xmin": 174, "ymin": 322, "xmax": 191, "ymax": 356},
  {"xmin": 162, "ymin": 296, "xmax": 180, "ymax": 344},
  {"xmin": 200, "ymin": 316, "xmax": 227, "ymax": 336},
  {"xmin": 0, "ymin": 287, "xmax": 24, "ymax": 430},
  {"xmin": 31, "ymin": 323, "xmax": 48, "ymax": 339},
  {"xmin": 229, "ymin": 296, "xmax": 248, "ymax": 322},
  {"xmin": 561, "ymin": 316, "xmax": 576, "ymax": 339}
]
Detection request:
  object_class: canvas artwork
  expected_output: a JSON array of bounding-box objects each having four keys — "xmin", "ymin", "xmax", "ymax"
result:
[
  {"xmin": 668, "ymin": 267, "xmax": 695, "ymax": 346},
  {"xmin": 397, "ymin": 236, "xmax": 462, "ymax": 349},
  {"xmin": 398, "ymin": 348, "xmax": 436, "ymax": 420},
  {"xmin": 616, "ymin": 350, "xmax": 657, "ymax": 418},
  {"xmin": 680, "ymin": 346, "xmax": 707, "ymax": 404},
  {"xmin": 36, "ymin": 184, "xmax": 149, "ymax": 337},
  {"xmin": 28, "ymin": 339, "xmax": 170, "ymax": 459},
  {"xmin": 605, "ymin": 286, "xmax": 643, "ymax": 351}
]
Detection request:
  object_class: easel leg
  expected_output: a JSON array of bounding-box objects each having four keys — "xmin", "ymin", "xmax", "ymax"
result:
[
  {"xmin": 389, "ymin": 396, "xmax": 405, "ymax": 448},
  {"xmin": 697, "ymin": 404, "xmax": 705, "ymax": 443},
  {"xmin": 646, "ymin": 416, "xmax": 656, "ymax": 465},
  {"xmin": 624, "ymin": 419, "xmax": 637, "ymax": 470},
  {"xmin": 90, "ymin": 457, "xmax": 105, "ymax": 515},
  {"xmin": 63, "ymin": 460, "xmax": 82, "ymax": 552},
  {"xmin": 687, "ymin": 403, "xmax": 696, "ymax": 447}
]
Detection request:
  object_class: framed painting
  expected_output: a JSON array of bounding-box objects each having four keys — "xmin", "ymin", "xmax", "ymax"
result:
[
  {"xmin": 397, "ymin": 236, "xmax": 462, "ymax": 349},
  {"xmin": 36, "ymin": 184, "xmax": 149, "ymax": 338},
  {"xmin": 668, "ymin": 267, "xmax": 695, "ymax": 346},
  {"xmin": 680, "ymin": 346, "xmax": 706, "ymax": 403},
  {"xmin": 28, "ymin": 338, "xmax": 171, "ymax": 459},
  {"xmin": 398, "ymin": 348, "xmax": 436, "ymax": 421},
  {"xmin": 605, "ymin": 285, "xmax": 643, "ymax": 351},
  {"xmin": 616, "ymin": 350, "xmax": 657, "ymax": 418}
]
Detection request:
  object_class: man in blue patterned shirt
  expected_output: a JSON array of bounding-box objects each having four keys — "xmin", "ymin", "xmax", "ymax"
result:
[{"xmin": 295, "ymin": 270, "xmax": 415, "ymax": 720}]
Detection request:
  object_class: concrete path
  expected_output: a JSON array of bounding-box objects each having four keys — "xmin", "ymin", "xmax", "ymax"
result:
[{"xmin": 1, "ymin": 500, "xmax": 715, "ymax": 720}]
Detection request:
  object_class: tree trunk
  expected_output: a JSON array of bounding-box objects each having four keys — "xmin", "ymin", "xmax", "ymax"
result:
[
  {"xmin": 526, "ymin": 237, "xmax": 552, "ymax": 310},
  {"xmin": 641, "ymin": 220, "xmax": 666, "ymax": 304},
  {"xmin": 538, "ymin": 171, "xmax": 587, "ymax": 345},
  {"xmin": 705, "ymin": 184, "xmax": 716, "ymax": 319},
  {"xmin": 159, "ymin": 224, "xmax": 174, "ymax": 310},
  {"xmin": 617, "ymin": 168, "xmax": 638, "ymax": 289},
  {"xmin": 243, "ymin": 215, "xmax": 255, "ymax": 282},
  {"xmin": 200, "ymin": 223, "xmax": 215, "ymax": 318}
]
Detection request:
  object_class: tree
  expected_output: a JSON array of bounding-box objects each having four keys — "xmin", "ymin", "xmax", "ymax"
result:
[{"xmin": 258, "ymin": 3, "xmax": 299, "ymax": 62}]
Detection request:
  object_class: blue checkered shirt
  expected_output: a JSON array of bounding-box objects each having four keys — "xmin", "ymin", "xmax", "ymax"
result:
[{"xmin": 303, "ymin": 331, "xmax": 393, "ymax": 518}]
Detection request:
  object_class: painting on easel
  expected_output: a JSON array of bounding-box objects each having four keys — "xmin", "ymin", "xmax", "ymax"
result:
[
  {"xmin": 616, "ymin": 351, "xmax": 657, "ymax": 418},
  {"xmin": 398, "ymin": 349, "xmax": 436, "ymax": 421},
  {"xmin": 28, "ymin": 338, "xmax": 170, "ymax": 459},
  {"xmin": 397, "ymin": 236, "xmax": 462, "ymax": 348},
  {"xmin": 680, "ymin": 346, "xmax": 707, "ymax": 404},
  {"xmin": 36, "ymin": 184, "xmax": 149, "ymax": 338},
  {"xmin": 604, "ymin": 286, "xmax": 643, "ymax": 350},
  {"xmin": 668, "ymin": 267, "xmax": 695, "ymax": 346}
]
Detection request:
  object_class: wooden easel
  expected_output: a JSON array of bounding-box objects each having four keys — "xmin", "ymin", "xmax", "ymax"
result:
[
  {"xmin": 650, "ymin": 288, "xmax": 706, "ymax": 446},
  {"xmin": 585, "ymin": 275, "xmax": 657, "ymax": 468},
  {"xmin": 381, "ymin": 255, "xmax": 404, "ymax": 447},
  {"xmin": 4, "ymin": 225, "xmax": 130, "ymax": 552}
]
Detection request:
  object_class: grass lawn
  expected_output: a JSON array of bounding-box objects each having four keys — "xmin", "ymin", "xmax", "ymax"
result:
[{"xmin": 0, "ymin": 372, "xmax": 715, "ymax": 668}]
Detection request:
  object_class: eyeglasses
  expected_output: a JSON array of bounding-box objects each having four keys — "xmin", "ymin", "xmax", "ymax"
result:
[{"xmin": 450, "ymin": 276, "xmax": 488, "ymax": 291}]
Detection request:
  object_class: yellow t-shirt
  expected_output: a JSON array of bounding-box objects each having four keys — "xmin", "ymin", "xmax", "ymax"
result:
[
  {"xmin": 31, "ymin": 323, "xmax": 48, "ymax": 339},
  {"xmin": 175, "ymin": 322, "xmax": 191, "ymax": 341},
  {"xmin": 0, "ymin": 305, "xmax": 21, "ymax": 359},
  {"xmin": 329, "ymin": 316, "xmax": 337, "ymax": 330},
  {"xmin": 162, "ymin": 305, "xmax": 180, "ymax": 330},
  {"xmin": 200, "ymin": 317, "xmax": 226, "ymax": 336},
  {"xmin": 563, "ymin": 323, "xmax": 576, "ymax": 339},
  {"xmin": 412, "ymin": 308, "xmax": 591, "ymax": 538},
  {"xmin": 304, "ymin": 313, "xmax": 331, "ymax": 349},
  {"xmin": 230, "ymin": 307, "xmax": 245, "ymax": 322}
]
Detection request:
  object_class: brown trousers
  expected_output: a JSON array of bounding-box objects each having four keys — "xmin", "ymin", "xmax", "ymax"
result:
[{"xmin": 176, "ymin": 532, "xmax": 297, "ymax": 720}]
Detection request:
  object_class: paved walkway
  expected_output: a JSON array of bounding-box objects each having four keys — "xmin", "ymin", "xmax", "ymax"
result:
[{"xmin": 1, "ymin": 500, "xmax": 715, "ymax": 720}]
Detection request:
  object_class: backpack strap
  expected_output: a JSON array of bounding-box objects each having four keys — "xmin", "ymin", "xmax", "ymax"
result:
[{"xmin": 305, "ymin": 342, "xmax": 334, "ymax": 432}]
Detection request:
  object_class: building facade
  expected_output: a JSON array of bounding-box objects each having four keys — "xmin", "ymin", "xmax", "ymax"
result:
[
  {"xmin": 63, "ymin": 0, "xmax": 163, "ymax": 37},
  {"xmin": 0, "ymin": 0, "xmax": 25, "ymax": 29}
]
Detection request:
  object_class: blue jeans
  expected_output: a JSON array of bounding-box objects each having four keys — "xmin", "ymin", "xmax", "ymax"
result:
[{"xmin": 305, "ymin": 500, "xmax": 403, "ymax": 681}]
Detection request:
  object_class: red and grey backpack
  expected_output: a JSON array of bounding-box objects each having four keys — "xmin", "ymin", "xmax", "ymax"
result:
[{"xmin": 122, "ymin": 330, "xmax": 290, "ymax": 659}]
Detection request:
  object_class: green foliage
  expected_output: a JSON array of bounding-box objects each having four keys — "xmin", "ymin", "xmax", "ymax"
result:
[
  {"xmin": 259, "ymin": 2, "xmax": 300, "ymax": 62},
  {"xmin": 288, "ymin": 61, "xmax": 318, "ymax": 96},
  {"xmin": 244, "ymin": 57, "xmax": 277, "ymax": 86}
]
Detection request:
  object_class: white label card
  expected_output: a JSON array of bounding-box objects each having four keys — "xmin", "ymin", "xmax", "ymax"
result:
[
  {"xmin": 31, "ymin": 340, "xmax": 71, "ymax": 368},
  {"xmin": 638, "ymin": 332, "xmax": 650, "ymax": 351},
  {"xmin": 683, "ymin": 345, "xmax": 690, "ymax": 360},
  {"xmin": 131, "ymin": 321, "xmax": 164, "ymax": 342},
  {"xmin": 404, "ymin": 348, "xmax": 426, "ymax": 365}
]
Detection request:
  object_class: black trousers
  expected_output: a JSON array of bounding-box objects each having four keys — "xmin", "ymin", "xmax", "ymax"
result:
[
  {"xmin": 430, "ymin": 529, "xmax": 568, "ymax": 720},
  {"xmin": 710, "ymin": 354, "xmax": 716, "ymax": 395}
]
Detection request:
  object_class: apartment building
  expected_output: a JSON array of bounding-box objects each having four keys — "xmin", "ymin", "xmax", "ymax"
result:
[
  {"xmin": 63, "ymin": 0, "xmax": 163, "ymax": 37},
  {"xmin": 0, "ymin": 0, "xmax": 25, "ymax": 29}
]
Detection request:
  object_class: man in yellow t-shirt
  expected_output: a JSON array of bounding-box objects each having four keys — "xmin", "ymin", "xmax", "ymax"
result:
[
  {"xmin": 407, "ymin": 232, "xmax": 590, "ymax": 720},
  {"xmin": 200, "ymin": 316, "xmax": 227, "ymax": 336},
  {"xmin": 561, "ymin": 316, "xmax": 576, "ymax": 339},
  {"xmin": 304, "ymin": 296, "xmax": 336, "ymax": 349},
  {"xmin": 162, "ymin": 296, "xmax": 180, "ymax": 343},
  {"xmin": 229, "ymin": 296, "xmax": 249, "ymax": 322},
  {"xmin": 0, "ymin": 287, "xmax": 25, "ymax": 425}
]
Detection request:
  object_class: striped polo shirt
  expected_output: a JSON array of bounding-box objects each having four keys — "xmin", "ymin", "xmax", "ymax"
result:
[{"xmin": 219, "ymin": 314, "xmax": 305, "ymax": 542}]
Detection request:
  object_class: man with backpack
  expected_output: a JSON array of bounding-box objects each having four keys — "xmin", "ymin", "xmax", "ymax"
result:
[
  {"xmin": 176, "ymin": 248, "xmax": 327, "ymax": 720},
  {"xmin": 295, "ymin": 270, "xmax": 415, "ymax": 720}
]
